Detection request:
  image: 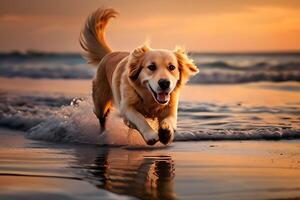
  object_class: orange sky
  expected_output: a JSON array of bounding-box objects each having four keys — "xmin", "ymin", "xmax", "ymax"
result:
[{"xmin": 1, "ymin": 0, "xmax": 300, "ymax": 52}]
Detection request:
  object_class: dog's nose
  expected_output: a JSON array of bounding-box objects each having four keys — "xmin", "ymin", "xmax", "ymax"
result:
[{"xmin": 158, "ymin": 79, "xmax": 170, "ymax": 90}]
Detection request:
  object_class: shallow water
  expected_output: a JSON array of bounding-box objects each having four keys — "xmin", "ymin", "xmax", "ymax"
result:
[
  {"xmin": 0, "ymin": 80, "xmax": 299, "ymax": 144},
  {"xmin": 0, "ymin": 78, "xmax": 300, "ymax": 199},
  {"xmin": 0, "ymin": 129, "xmax": 131, "ymax": 200},
  {"xmin": 1, "ymin": 129, "xmax": 300, "ymax": 200}
]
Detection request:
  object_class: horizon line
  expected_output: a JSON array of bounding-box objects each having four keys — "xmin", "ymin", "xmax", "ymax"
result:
[{"xmin": 1, "ymin": 49, "xmax": 300, "ymax": 55}]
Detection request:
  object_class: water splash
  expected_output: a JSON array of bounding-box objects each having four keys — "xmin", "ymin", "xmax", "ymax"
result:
[{"xmin": 27, "ymin": 97, "xmax": 164, "ymax": 147}]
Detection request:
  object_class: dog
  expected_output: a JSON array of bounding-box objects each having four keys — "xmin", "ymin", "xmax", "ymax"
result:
[{"xmin": 79, "ymin": 8, "xmax": 198, "ymax": 145}]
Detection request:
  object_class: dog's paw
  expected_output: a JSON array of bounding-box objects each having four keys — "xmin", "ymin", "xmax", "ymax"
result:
[
  {"xmin": 146, "ymin": 138, "xmax": 158, "ymax": 146},
  {"xmin": 143, "ymin": 131, "xmax": 159, "ymax": 146},
  {"xmin": 158, "ymin": 128, "xmax": 173, "ymax": 145},
  {"xmin": 158, "ymin": 121, "xmax": 174, "ymax": 145}
]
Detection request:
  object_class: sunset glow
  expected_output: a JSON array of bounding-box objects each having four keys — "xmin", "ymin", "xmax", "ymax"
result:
[{"xmin": 1, "ymin": 0, "xmax": 300, "ymax": 52}]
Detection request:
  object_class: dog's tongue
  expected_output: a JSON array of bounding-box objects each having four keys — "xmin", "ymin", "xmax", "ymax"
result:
[{"xmin": 157, "ymin": 92, "xmax": 170, "ymax": 103}]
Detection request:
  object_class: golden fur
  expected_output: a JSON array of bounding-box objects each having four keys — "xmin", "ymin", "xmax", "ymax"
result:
[{"xmin": 80, "ymin": 8, "xmax": 199, "ymax": 145}]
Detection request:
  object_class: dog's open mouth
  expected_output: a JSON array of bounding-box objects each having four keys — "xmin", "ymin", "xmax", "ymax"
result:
[{"xmin": 148, "ymin": 84, "xmax": 170, "ymax": 104}]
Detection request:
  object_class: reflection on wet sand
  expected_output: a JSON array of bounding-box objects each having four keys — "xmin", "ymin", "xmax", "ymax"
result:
[
  {"xmin": 1, "ymin": 129, "xmax": 300, "ymax": 200},
  {"xmin": 73, "ymin": 148, "xmax": 176, "ymax": 200}
]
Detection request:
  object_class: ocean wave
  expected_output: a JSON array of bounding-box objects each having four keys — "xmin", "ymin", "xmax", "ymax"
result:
[
  {"xmin": 0, "ymin": 63, "xmax": 95, "ymax": 79},
  {"xmin": 189, "ymin": 71, "xmax": 300, "ymax": 84},
  {"xmin": 0, "ymin": 93, "xmax": 73, "ymax": 130},
  {"xmin": 1, "ymin": 92, "xmax": 299, "ymax": 145},
  {"xmin": 191, "ymin": 60, "xmax": 300, "ymax": 83},
  {"xmin": 176, "ymin": 128, "xmax": 300, "ymax": 140},
  {"xmin": 1, "ymin": 52, "xmax": 300, "ymax": 83},
  {"xmin": 196, "ymin": 61, "xmax": 300, "ymax": 71}
]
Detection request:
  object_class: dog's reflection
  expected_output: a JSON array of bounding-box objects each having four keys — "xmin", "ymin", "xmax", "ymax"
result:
[{"xmin": 74, "ymin": 147, "xmax": 176, "ymax": 200}]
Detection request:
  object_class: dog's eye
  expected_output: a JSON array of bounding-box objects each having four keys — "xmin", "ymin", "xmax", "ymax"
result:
[
  {"xmin": 147, "ymin": 63, "xmax": 156, "ymax": 71},
  {"xmin": 168, "ymin": 64, "xmax": 176, "ymax": 71}
]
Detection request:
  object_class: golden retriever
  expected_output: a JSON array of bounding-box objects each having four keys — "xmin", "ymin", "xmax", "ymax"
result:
[{"xmin": 79, "ymin": 8, "xmax": 198, "ymax": 145}]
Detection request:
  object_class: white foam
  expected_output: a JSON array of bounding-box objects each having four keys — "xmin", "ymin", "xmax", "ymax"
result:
[{"xmin": 175, "ymin": 128, "xmax": 300, "ymax": 140}]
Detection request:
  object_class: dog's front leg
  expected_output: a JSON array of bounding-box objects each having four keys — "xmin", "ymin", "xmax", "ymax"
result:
[
  {"xmin": 159, "ymin": 115, "xmax": 176, "ymax": 145},
  {"xmin": 158, "ymin": 100, "xmax": 178, "ymax": 145},
  {"xmin": 124, "ymin": 107, "xmax": 159, "ymax": 145}
]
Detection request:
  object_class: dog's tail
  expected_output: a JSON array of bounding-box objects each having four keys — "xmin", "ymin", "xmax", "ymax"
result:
[{"xmin": 79, "ymin": 8, "xmax": 118, "ymax": 65}]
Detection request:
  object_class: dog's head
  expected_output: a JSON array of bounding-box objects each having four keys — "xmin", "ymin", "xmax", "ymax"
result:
[{"xmin": 127, "ymin": 44, "xmax": 199, "ymax": 105}]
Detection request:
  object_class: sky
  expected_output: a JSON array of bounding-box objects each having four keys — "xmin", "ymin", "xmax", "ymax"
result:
[{"xmin": 0, "ymin": 0, "xmax": 300, "ymax": 52}]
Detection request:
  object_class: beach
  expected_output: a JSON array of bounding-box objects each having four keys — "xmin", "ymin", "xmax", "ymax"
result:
[{"xmin": 0, "ymin": 77, "xmax": 300, "ymax": 199}]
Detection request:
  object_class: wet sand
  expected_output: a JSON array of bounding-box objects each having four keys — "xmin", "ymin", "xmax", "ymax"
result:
[{"xmin": 0, "ymin": 128, "xmax": 300, "ymax": 200}]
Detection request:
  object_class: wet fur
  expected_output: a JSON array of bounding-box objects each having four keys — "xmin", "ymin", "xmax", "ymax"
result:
[{"xmin": 80, "ymin": 8, "xmax": 198, "ymax": 145}]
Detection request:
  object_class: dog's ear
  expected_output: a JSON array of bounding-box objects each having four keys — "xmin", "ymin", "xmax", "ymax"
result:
[
  {"xmin": 174, "ymin": 47, "xmax": 199, "ymax": 85},
  {"xmin": 127, "ymin": 44, "xmax": 150, "ymax": 81}
]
